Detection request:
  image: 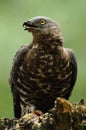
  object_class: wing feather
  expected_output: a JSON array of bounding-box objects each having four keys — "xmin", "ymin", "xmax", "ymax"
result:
[
  {"xmin": 9, "ymin": 45, "xmax": 32, "ymax": 117},
  {"xmin": 66, "ymin": 48, "xmax": 78, "ymax": 98}
]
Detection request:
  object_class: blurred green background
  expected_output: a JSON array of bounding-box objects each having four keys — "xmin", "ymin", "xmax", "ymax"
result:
[{"xmin": 0, "ymin": 0, "xmax": 86, "ymax": 118}]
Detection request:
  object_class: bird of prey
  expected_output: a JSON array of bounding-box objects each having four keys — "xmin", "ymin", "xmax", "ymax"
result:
[{"xmin": 9, "ymin": 16, "xmax": 77, "ymax": 118}]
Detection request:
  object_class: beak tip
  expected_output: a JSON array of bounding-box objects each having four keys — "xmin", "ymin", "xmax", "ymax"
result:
[{"xmin": 23, "ymin": 22, "xmax": 26, "ymax": 27}]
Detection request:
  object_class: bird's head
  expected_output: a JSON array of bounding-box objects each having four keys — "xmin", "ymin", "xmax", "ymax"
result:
[{"xmin": 23, "ymin": 16, "xmax": 63, "ymax": 45}]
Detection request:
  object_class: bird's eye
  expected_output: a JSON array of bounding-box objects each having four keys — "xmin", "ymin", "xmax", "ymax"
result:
[{"xmin": 40, "ymin": 19, "xmax": 46, "ymax": 25}]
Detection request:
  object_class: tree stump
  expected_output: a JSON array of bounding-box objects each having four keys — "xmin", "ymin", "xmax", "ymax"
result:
[{"xmin": 0, "ymin": 98, "xmax": 86, "ymax": 130}]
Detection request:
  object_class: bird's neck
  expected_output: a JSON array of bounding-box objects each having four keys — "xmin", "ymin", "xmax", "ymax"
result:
[
  {"xmin": 32, "ymin": 38, "xmax": 64, "ymax": 53},
  {"xmin": 32, "ymin": 27, "xmax": 64, "ymax": 47}
]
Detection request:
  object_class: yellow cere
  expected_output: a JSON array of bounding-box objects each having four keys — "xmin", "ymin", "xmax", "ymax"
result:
[{"xmin": 40, "ymin": 19, "xmax": 46, "ymax": 25}]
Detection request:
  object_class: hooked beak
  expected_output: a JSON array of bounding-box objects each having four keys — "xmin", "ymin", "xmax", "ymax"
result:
[{"xmin": 23, "ymin": 21, "xmax": 37, "ymax": 31}]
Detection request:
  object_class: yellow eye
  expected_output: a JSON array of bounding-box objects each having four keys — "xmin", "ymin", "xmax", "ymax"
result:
[{"xmin": 40, "ymin": 19, "xmax": 46, "ymax": 25}]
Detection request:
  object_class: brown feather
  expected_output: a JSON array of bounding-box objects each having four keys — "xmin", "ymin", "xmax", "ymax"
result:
[{"xmin": 9, "ymin": 16, "xmax": 77, "ymax": 118}]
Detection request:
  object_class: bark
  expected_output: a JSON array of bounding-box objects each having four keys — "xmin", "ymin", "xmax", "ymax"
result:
[{"xmin": 0, "ymin": 98, "xmax": 86, "ymax": 130}]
